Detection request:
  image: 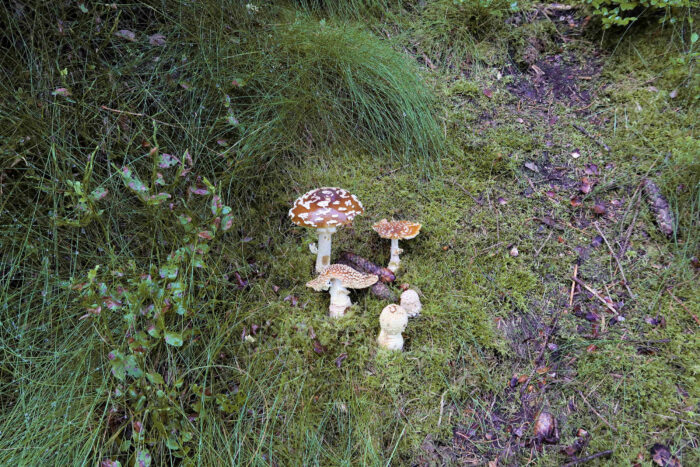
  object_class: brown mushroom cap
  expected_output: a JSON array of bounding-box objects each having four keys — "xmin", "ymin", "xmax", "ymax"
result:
[
  {"xmin": 305, "ymin": 264, "xmax": 378, "ymax": 291},
  {"xmin": 372, "ymin": 219, "xmax": 422, "ymax": 240},
  {"xmin": 289, "ymin": 187, "xmax": 364, "ymax": 229}
]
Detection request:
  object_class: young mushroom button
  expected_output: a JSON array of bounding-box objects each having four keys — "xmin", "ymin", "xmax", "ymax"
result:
[
  {"xmin": 289, "ymin": 187, "xmax": 364, "ymax": 273},
  {"xmin": 400, "ymin": 289, "xmax": 422, "ymax": 317},
  {"xmin": 372, "ymin": 219, "xmax": 422, "ymax": 273},
  {"xmin": 306, "ymin": 264, "xmax": 378, "ymax": 318},
  {"xmin": 377, "ymin": 304, "xmax": 408, "ymax": 351}
]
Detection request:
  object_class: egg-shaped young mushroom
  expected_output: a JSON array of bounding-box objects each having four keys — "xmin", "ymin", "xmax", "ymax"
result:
[
  {"xmin": 372, "ymin": 219, "xmax": 422, "ymax": 273},
  {"xmin": 290, "ymin": 187, "xmax": 364, "ymax": 273},
  {"xmin": 306, "ymin": 264, "xmax": 378, "ymax": 318},
  {"xmin": 377, "ymin": 304, "xmax": 408, "ymax": 351},
  {"xmin": 400, "ymin": 289, "xmax": 422, "ymax": 317}
]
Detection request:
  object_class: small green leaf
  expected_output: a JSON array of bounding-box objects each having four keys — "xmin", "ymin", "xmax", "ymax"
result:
[
  {"xmin": 135, "ymin": 449, "xmax": 152, "ymax": 467},
  {"xmin": 692, "ymin": 33, "xmax": 698, "ymax": 44},
  {"xmin": 146, "ymin": 372, "xmax": 165, "ymax": 385},
  {"xmin": 164, "ymin": 331, "xmax": 183, "ymax": 347},
  {"xmin": 124, "ymin": 355, "xmax": 143, "ymax": 378}
]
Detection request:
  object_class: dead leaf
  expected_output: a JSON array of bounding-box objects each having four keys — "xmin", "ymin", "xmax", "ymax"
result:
[
  {"xmin": 312, "ymin": 339, "xmax": 326, "ymax": 355},
  {"xmin": 483, "ymin": 88, "xmax": 494, "ymax": 98},
  {"xmin": 283, "ymin": 295, "xmax": 298, "ymax": 307},
  {"xmin": 650, "ymin": 443, "xmax": 681, "ymax": 466},
  {"xmin": 579, "ymin": 177, "xmax": 592, "ymax": 194},
  {"xmin": 570, "ymin": 196, "xmax": 582, "ymax": 207},
  {"xmin": 114, "ymin": 29, "xmax": 136, "ymax": 42},
  {"xmin": 584, "ymin": 163, "xmax": 599, "ymax": 175},
  {"xmin": 586, "ymin": 344, "xmax": 597, "ymax": 353},
  {"xmin": 335, "ymin": 353, "xmax": 348, "ymax": 368},
  {"xmin": 148, "ymin": 33, "xmax": 166, "ymax": 46},
  {"xmin": 524, "ymin": 161, "xmax": 539, "ymax": 173},
  {"xmin": 592, "ymin": 202, "xmax": 606, "ymax": 215},
  {"xmin": 51, "ymin": 87, "xmax": 71, "ymax": 97},
  {"xmin": 533, "ymin": 411, "xmax": 556, "ymax": 442}
]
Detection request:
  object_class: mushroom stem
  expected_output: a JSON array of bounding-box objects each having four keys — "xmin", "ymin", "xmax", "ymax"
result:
[
  {"xmin": 316, "ymin": 227, "xmax": 336, "ymax": 273},
  {"xmin": 377, "ymin": 330, "xmax": 404, "ymax": 351},
  {"xmin": 328, "ymin": 278, "xmax": 351, "ymax": 318},
  {"xmin": 388, "ymin": 238, "xmax": 402, "ymax": 273}
]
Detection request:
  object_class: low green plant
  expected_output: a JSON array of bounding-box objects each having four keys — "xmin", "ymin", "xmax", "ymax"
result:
[
  {"xmin": 67, "ymin": 148, "xmax": 235, "ymax": 463},
  {"xmin": 585, "ymin": 0, "xmax": 698, "ymax": 28}
]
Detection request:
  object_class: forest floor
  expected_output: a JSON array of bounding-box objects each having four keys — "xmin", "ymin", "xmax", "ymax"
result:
[{"xmin": 1, "ymin": 2, "xmax": 698, "ymax": 466}]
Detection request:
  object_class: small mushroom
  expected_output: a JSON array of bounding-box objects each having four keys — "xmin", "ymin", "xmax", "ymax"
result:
[
  {"xmin": 377, "ymin": 304, "xmax": 408, "ymax": 351},
  {"xmin": 400, "ymin": 289, "xmax": 422, "ymax": 317},
  {"xmin": 290, "ymin": 187, "xmax": 364, "ymax": 273},
  {"xmin": 372, "ymin": 219, "xmax": 422, "ymax": 273},
  {"xmin": 306, "ymin": 264, "xmax": 378, "ymax": 318}
]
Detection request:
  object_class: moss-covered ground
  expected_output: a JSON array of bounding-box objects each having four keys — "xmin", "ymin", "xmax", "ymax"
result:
[{"xmin": 1, "ymin": 1, "xmax": 698, "ymax": 465}]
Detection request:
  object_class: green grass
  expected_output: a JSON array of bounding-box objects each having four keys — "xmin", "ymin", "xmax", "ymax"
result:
[{"xmin": 1, "ymin": 0, "xmax": 699, "ymax": 465}]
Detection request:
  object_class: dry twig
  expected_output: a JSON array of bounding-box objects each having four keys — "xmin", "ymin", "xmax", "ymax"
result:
[
  {"xmin": 577, "ymin": 390, "xmax": 617, "ymax": 432},
  {"xmin": 572, "ymin": 123, "xmax": 610, "ymax": 152},
  {"xmin": 594, "ymin": 222, "xmax": 634, "ymax": 299},
  {"xmin": 562, "ymin": 449, "xmax": 614, "ymax": 467},
  {"xmin": 569, "ymin": 263, "xmax": 578, "ymax": 307},
  {"xmin": 572, "ymin": 277, "xmax": 617, "ymax": 314}
]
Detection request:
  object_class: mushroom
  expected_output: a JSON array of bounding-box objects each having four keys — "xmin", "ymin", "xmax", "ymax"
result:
[
  {"xmin": 372, "ymin": 219, "xmax": 422, "ymax": 273},
  {"xmin": 377, "ymin": 304, "xmax": 408, "ymax": 351},
  {"xmin": 306, "ymin": 264, "xmax": 378, "ymax": 318},
  {"xmin": 400, "ymin": 289, "xmax": 422, "ymax": 317},
  {"xmin": 290, "ymin": 187, "xmax": 364, "ymax": 273}
]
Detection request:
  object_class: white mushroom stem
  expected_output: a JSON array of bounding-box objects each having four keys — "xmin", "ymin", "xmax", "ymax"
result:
[
  {"xmin": 316, "ymin": 227, "xmax": 336, "ymax": 273},
  {"xmin": 377, "ymin": 330, "xmax": 404, "ymax": 350},
  {"xmin": 328, "ymin": 279, "xmax": 351, "ymax": 318},
  {"xmin": 388, "ymin": 238, "xmax": 403, "ymax": 273}
]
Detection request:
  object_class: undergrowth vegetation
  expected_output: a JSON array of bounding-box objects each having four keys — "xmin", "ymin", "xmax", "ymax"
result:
[{"xmin": 1, "ymin": 0, "xmax": 698, "ymax": 465}]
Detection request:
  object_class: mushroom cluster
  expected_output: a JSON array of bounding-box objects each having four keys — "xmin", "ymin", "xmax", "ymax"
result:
[{"xmin": 289, "ymin": 187, "xmax": 424, "ymax": 350}]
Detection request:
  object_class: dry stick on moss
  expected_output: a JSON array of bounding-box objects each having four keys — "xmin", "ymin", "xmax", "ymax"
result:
[
  {"xmin": 561, "ymin": 449, "xmax": 614, "ymax": 467},
  {"xmin": 444, "ymin": 178, "xmax": 483, "ymax": 205},
  {"xmin": 569, "ymin": 263, "xmax": 578, "ymax": 307},
  {"xmin": 577, "ymin": 390, "xmax": 617, "ymax": 432},
  {"xmin": 339, "ymin": 252, "xmax": 395, "ymax": 283},
  {"xmin": 668, "ymin": 289, "xmax": 700, "ymax": 326},
  {"xmin": 100, "ymin": 105, "xmax": 180, "ymax": 128},
  {"xmin": 572, "ymin": 123, "xmax": 611, "ymax": 152},
  {"xmin": 335, "ymin": 258, "xmax": 396, "ymax": 302},
  {"xmin": 572, "ymin": 277, "xmax": 618, "ymax": 314},
  {"xmin": 534, "ymin": 231, "xmax": 553, "ymax": 258},
  {"xmin": 594, "ymin": 222, "xmax": 634, "ymax": 299}
]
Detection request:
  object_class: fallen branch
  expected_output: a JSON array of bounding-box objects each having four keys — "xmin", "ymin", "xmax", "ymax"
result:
[
  {"xmin": 577, "ymin": 390, "xmax": 617, "ymax": 432},
  {"xmin": 339, "ymin": 252, "xmax": 395, "ymax": 283},
  {"xmin": 561, "ymin": 449, "xmax": 613, "ymax": 467},
  {"xmin": 336, "ymin": 257, "xmax": 397, "ymax": 302},
  {"xmin": 572, "ymin": 123, "xmax": 610, "ymax": 152},
  {"xmin": 668, "ymin": 289, "xmax": 700, "ymax": 326},
  {"xmin": 594, "ymin": 222, "xmax": 634, "ymax": 299},
  {"xmin": 572, "ymin": 277, "xmax": 617, "ymax": 314},
  {"xmin": 642, "ymin": 178, "xmax": 675, "ymax": 237}
]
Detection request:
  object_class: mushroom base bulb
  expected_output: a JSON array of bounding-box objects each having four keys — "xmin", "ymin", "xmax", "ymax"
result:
[{"xmin": 377, "ymin": 331, "xmax": 404, "ymax": 351}]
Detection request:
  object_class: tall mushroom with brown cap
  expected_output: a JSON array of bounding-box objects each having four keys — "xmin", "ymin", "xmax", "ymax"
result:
[
  {"xmin": 377, "ymin": 304, "xmax": 408, "ymax": 350},
  {"xmin": 290, "ymin": 187, "xmax": 364, "ymax": 273},
  {"xmin": 372, "ymin": 219, "xmax": 422, "ymax": 273},
  {"xmin": 306, "ymin": 264, "xmax": 378, "ymax": 318}
]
